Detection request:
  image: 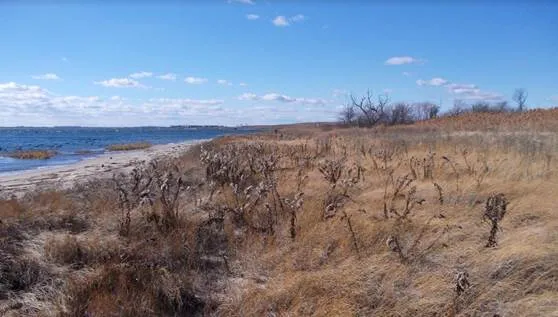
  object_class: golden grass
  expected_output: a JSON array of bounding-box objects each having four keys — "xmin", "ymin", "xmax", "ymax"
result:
[
  {"xmin": 106, "ymin": 141, "xmax": 152, "ymax": 151},
  {"xmin": 1, "ymin": 110, "xmax": 558, "ymax": 316},
  {"xmin": 6, "ymin": 149, "xmax": 57, "ymax": 159}
]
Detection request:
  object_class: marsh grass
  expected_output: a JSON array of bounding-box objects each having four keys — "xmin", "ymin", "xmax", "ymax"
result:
[
  {"xmin": 6, "ymin": 150, "xmax": 57, "ymax": 160},
  {"xmin": 106, "ymin": 141, "xmax": 152, "ymax": 151}
]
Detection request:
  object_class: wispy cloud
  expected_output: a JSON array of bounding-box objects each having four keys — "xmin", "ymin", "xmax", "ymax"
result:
[
  {"xmin": 416, "ymin": 77, "xmax": 448, "ymax": 87},
  {"xmin": 385, "ymin": 56, "xmax": 424, "ymax": 65},
  {"xmin": 272, "ymin": 14, "xmax": 306, "ymax": 27},
  {"xmin": 94, "ymin": 78, "xmax": 145, "ymax": 88},
  {"xmin": 446, "ymin": 83, "xmax": 502, "ymax": 101},
  {"xmin": 61, "ymin": 57, "xmax": 68, "ymax": 62},
  {"xmin": 217, "ymin": 79, "xmax": 233, "ymax": 86},
  {"xmin": 184, "ymin": 76, "xmax": 208, "ymax": 84},
  {"xmin": 238, "ymin": 92, "xmax": 328, "ymax": 105},
  {"xmin": 291, "ymin": 14, "xmax": 305, "ymax": 22},
  {"xmin": 246, "ymin": 14, "xmax": 260, "ymax": 20},
  {"xmin": 146, "ymin": 98, "xmax": 224, "ymax": 107},
  {"xmin": 129, "ymin": 71, "xmax": 153, "ymax": 79},
  {"xmin": 332, "ymin": 89, "xmax": 348, "ymax": 98},
  {"xmin": 402, "ymin": 72, "xmax": 413, "ymax": 77},
  {"xmin": 239, "ymin": 82, "xmax": 248, "ymax": 87},
  {"xmin": 31, "ymin": 73, "xmax": 61, "ymax": 80},
  {"xmin": 227, "ymin": 0, "xmax": 254, "ymax": 4},
  {"xmin": 157, "ymin": 73, "xmax": 177, "ymax": 81}
]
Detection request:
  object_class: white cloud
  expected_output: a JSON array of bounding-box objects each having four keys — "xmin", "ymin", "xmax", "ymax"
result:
[
  {"xmin": 184, "ymin": 76, "xmax": 208, "ymax": 84},
  {"xmin": 446, "ymin": 82, "xmax": 502, "ymax": 101},
  {"xmin": 227, "ymin": 0, "xmax": 254, "ymax": 4},
  {"xmin": 239, "ymin": 82, "xmax": 248, "ymax": 87},
  {"xmin": 237, "ymin": 92, "xmax": 328, "ymax": 105},
  {"xmin": 272, "ymin": 14, "xmax": 306, "ymax": 27},
  {"xmin": 130, "ymin": 71, "xmax": 153, "ymax": 79},
  {"xmin": 402, "ymin": 72, "xmax": 413, "ymax": 77},
  {"xmin": 32, "ymin": 73, "xmax": 60, "ymax": 80},
  {"xmin": 446, "ymin": 83, "xmax": 478, "ymax": 94},
  {"xmin": 272, "ymin": 16, "xmax": 289, "ymax": 27},
  {"xmin": 61, "ymin": 57, "xmax": 68, "ymax": 62},
  {"xmin": 416, "ymin": 77, "xmax": 448, "ymax": 87},
  {"xmin": 246, "ymin": 14, "xmax": 260, "ymax": 20},
  {"xmin": 217, "ymin": 79, "xmax": 233, "ymax": 86},
  {"xmin": 94, "ymin": 78, "xmax": 145, "ymax": 88},
  {"xmin": 385, "ymin": 56, "xmax": 424, "ymax": 65},
  {"xmin": 157, "ymin": 73, "xmax": 177, "ymax": 81},
  {"xmin": 238, "ymin": 93, "xmax": 258, "ymax": 100},
  {"xmin": 0, "ymin": 82, "xmax": 340, "ymax": 126}
]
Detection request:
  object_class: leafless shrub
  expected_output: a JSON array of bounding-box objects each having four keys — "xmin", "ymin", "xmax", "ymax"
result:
[
  {"xmin": 409, "ymin": 151, "xmax": 435, "ymax": 180},
  {"xmin": 442, "ymin": 156, "xmax": 460, "ymax": 195},
  {"xmin": 483, "ymin": 193, "xmax": 509, "ymax": 247},
  {"xmin": 318, "ymin": 158, "xmax": 345, "ymax": 188},
  {"xmin": 319, "ymin": 160, "xmax": 365, "ymax": 256},
  {"xmin": 113, "ymin": 166, "xmax": 153, "ymax": 235},
  {"xmin": 382, "ymin": 173, "xmax": 423, "ymax": 219}
]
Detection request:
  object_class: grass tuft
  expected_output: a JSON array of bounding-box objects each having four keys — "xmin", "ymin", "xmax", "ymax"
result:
[
  {"xmin": 6, "ymin": 150, "xmax": 57, "ymax": 160},
  {"xmin": 106, "ymin": 141, "xmax": 152, "ymax": 151}
]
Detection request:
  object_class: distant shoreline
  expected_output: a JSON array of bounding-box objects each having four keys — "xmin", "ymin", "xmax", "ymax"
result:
[{"xmin": 0, "ymin": 139, "xmax": 205, "ymax": 198}]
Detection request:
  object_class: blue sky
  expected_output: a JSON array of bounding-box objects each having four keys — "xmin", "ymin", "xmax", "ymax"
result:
[{"xmin": 0, "ymin": 1, "xmax": 557, "ymax": 126}]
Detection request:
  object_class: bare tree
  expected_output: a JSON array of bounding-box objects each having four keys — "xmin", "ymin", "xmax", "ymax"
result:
[
  {"xmin": 339, "ymin": 104, "xmax": 356, "ymax": 126},
  {"xmin": 415, "ymin": 102, "xmax": 440, "ymax": 120},
  {"xmin": 513, "ymin": 88, "xmax": 528, "ymax": 112},
  {"xmin": 349, "ymin": 90, "xmax": 390, "ymax": 127},
  {"xmin": 389, "ymin": 103, "xmax": 415, "ymax": 125},
  {"xmin": 447, "ymin": 99, "xmax": 469, "ymax": 117}
]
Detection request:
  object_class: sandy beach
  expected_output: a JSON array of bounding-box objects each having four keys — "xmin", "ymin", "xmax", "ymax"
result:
[{"xmin": 0, "ymin": 140, "xmax": 200, "ymax": 198}]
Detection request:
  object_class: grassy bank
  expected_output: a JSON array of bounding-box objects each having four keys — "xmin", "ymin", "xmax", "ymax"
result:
[
  {"xmin": 1, "ymin": 110, "xmax": 557, "ymax": 316},
  {"xmin": 106, "ymin": 141, "xmax": 152, "ymax": 151}
]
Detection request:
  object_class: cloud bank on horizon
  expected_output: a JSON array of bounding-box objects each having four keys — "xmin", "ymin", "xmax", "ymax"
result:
[{"xmin": 0, "ymin": 2, "xmax": 556, "ymax": 126}]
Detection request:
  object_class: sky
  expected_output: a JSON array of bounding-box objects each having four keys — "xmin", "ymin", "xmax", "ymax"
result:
[{"xmin": 0, "ymin": 1, "xmax": 557, "ymax": 127}]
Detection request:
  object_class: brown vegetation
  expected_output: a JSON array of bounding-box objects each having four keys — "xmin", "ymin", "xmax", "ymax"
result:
[
  {"xmin": 1, "ymin": 110, "xmax": 558, "ymax": 316},
  {"xmin": 106, "ymin": 141, "xmax": 152, "ymax": 151},
  {"xmin": 6, "ymin": 150, "xmax": 57, "ymax": 160}
]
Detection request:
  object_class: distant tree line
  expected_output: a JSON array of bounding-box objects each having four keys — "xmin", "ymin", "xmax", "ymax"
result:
[{"xmin": 339, "ymin": 88, "xmax": 528, "ymax": 127}]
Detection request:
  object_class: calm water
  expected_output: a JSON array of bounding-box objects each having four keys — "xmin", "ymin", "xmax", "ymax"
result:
[{"xmin": 0, "ymin": 127, "xmax": 259, "ymax": 174}]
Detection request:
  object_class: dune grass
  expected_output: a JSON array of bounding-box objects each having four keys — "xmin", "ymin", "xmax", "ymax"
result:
[
  {"xmin": 106, "ymin": 141, "xmax": 152, "ymax": 151},
  {"xmin": 6, "ymin": 150, "xmax": 57, "ymax": 160},
  {"xmin": 1, "ymin": 110, "xmax": 558, "ymax": 316}
]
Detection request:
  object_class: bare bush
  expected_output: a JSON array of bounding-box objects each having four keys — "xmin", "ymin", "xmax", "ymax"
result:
[{"xmin": 483, "ymin": 193, "xmax": 509, "ymax": 247}]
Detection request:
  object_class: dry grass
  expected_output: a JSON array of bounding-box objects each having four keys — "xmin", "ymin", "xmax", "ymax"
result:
[
  {"xmin": 6, "ymin": 150, "xmax": 57, "ymax": 160},
  {"xmin": 1, "ymin": 110, "xmax": 558, "ymax": 316},
  {"xmin": 106, "ymin": 141, "xmax": 152, "ymax": 151}
]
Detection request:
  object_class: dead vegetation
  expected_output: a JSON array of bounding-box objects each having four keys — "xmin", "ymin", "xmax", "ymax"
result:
[{"xmin": 1, "ymin": 111, "xmax": 558, "ymax": 316}]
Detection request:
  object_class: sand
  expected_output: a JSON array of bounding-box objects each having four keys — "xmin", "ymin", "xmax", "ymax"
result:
[{"xmin": 0, "ymin": 141, "xmax": 201, "ymax": 198}]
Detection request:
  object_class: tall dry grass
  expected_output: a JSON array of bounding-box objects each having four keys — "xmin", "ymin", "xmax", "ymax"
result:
[{"xmin": 1, "ymin": 110, "xmax": 558, "ymax": 316}]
